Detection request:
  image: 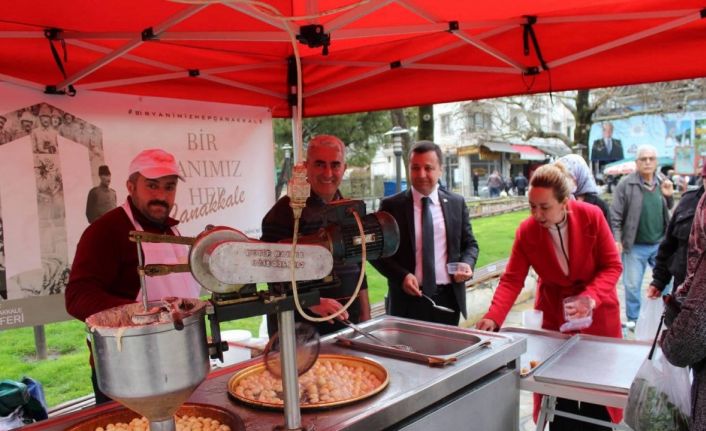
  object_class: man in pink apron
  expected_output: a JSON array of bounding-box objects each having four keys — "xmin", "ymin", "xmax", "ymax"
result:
[{"xmin": 65, "ymin": 148, "xmax": 200, "ymax": 404}]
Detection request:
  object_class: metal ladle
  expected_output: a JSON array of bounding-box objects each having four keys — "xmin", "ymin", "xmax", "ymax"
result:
[
  {"xmin": 421, "ymin": 294, "xmax": 455, "ymax": 313},
  {"xmin": 341, "ymin": 320, "xmax": 414, "ymax": 352}
]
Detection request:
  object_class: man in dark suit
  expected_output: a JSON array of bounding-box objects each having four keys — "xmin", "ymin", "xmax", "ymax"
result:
[
  {"xmin": 372, "ymin": 141, "xmax": 479, "ymax": 325},
  {"xmin": 591, "ymin": 122, "xmax": 624, "ymax": 169}
]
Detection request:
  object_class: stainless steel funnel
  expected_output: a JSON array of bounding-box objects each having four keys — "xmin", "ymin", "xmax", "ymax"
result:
[{"xmin": 87, "ymin": 300, "xmax": 209, "ymax": 431}]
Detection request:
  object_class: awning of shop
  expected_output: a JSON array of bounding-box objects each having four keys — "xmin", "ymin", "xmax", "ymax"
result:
[
  {"xmin": 458, "ymin": 145, "xmax": 480, "ymax": 156},
  {"xmin": 481, "ymin": 142, "xmax": 516, "ymax": 153},
  {"xmin": 511, "ymin": 145, "xmax": 548, "ymax": 161}
]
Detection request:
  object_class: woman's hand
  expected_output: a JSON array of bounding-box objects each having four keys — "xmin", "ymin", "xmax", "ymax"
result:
[
  {"xmin": 563, "ymin": 296, "xmax": 595, "ymax": 319},
  {"xmin": 475, "ymin": 318, "xmax": 498, "ymax": 331}
]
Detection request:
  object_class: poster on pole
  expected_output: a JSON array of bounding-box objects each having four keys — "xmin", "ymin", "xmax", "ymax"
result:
[
  {"xmin": 588, "ymin": 114, "xmax": 695, "ymax": 168},
  {"xmin": 0, "ymin": 82, "xmax": 275, "ymax": 329},
  {"xmin": 674, "ymin": 146, "xmax": 696, "ymax": 175}
]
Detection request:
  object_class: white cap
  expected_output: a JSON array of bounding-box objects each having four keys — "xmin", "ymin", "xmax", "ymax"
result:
[{"xmin": 128, "ymin": 148, "xmax": 184, "ymax": 181}]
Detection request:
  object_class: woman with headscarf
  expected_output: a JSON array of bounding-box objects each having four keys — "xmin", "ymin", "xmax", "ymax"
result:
[{"xmin": 557, "ymin": 154, "xmax": 610, "ymax": 224}]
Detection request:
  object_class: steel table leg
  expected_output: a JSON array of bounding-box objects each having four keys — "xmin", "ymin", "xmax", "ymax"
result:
[{"xmin": 535, "ymin": 395, "xmax": 553, "ymax": 431}]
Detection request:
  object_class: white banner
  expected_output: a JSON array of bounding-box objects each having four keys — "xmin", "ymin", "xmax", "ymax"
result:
[{"xmin": 0, "ymin": 82, "xmax": 275, "ymax": 328}]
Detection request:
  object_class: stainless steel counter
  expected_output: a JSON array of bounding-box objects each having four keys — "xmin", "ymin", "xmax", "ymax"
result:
[{"xmin": 24, "ymin": 316, "xmax": 526, "ymax": 431}]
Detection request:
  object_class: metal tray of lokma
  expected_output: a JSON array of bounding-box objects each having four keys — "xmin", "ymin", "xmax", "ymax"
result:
[
  {"xmin": 335, "ymin": 316, "xmax": 507, "ymax": 366},
  {"xmin": 500, "ymin": 327, "xmax": 572, "ymax": 378},
  {"xmin": 532, "ymin": 333, "xmax": 651, "ymax": 393}
]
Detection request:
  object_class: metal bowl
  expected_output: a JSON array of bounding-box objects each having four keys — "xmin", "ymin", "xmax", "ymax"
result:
[
  {"xmin": 64, "ymin": 403, "xmax": 245, "ymax": 431},
  {"xmin": 227, "ymin": 354, "xmax": 389, "ymax": 410}
]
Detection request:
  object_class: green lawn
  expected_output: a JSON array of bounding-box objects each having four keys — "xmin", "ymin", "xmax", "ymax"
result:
[{"xmin": 0, "ymin": 210, "xmax": 528, "ymax": 408}]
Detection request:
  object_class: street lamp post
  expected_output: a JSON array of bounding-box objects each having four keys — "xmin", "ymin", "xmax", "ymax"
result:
[
  {"xmin": 393, "ymin": 138, "xmax": 403, "ymax": 193},
  {"xmin": 446, "ymin": 148, "xmax": 453, "ymax": 190},
  {"xmin": 385, "ymin": 126, "xmax": 409, "ymax": 193}
]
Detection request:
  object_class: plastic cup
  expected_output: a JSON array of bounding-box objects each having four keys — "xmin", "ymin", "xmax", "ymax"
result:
[
  {"xmin": 563, "ymin": 296, "xmax": 592, "ymax": 321},
  {"xmin": 447, "ymin": 262, "xmax": 461, "ymax": 274},
  {"xmin": 522, "ymin": 310, "xmax": 544, "ymax": 329}
]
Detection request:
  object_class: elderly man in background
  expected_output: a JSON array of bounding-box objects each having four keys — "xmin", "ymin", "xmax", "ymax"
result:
[
  {"xmin": 66, "ymin": 148, "xmax": 200, "ymax": 404},
  {"xmin": 261, "ymin": 135, "xmax": 371, "ymax": 336},
  {"xmin": 610, "ymin": 145, "xmax": 673, "ymax": 326}
]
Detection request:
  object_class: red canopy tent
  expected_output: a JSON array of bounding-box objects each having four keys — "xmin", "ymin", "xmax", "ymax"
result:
[{"xmin": 1, "ymin": 0, "xmax": 706, "ymax": 119}]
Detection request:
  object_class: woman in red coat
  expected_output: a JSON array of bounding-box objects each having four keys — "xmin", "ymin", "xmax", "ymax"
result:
[{"xmin": 476, "ymin": 163, "xmax": 623, "ymax": 430}]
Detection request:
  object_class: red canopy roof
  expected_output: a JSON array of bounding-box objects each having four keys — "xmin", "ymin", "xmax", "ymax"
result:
[{"xmin": 1, "ymin": 1, "xmax": 705, "ymax": 117}]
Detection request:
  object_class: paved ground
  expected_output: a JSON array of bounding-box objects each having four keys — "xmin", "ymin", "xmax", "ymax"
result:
[{"xmin": 508, "ymin": 270, "xmax": 652, "ymax": 431}]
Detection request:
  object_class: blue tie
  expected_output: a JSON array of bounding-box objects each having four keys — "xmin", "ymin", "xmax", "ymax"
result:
[{"xmin": 421, "ymin": 197, "xmax": 436, "ymax": 296}]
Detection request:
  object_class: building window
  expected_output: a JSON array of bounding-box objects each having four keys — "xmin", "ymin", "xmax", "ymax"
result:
[
  {"xmin": 440, "ymin": 114, "xmax": 452, "ymax": 135},
  {"xmin": 465, "ymin": 111, "xmax": 492, "ymax": 132},
  {"xmin": 510, "ymin": 116, "xmax": 519, "ymax": 130},
  {"xmin": 552, "ymin": 121, "xmax": 562, "ymax": 132}
]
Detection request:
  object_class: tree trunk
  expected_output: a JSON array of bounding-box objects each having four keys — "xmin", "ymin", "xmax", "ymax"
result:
[
  {"xmin": 574, "ymin": 89, "xmax": 593, "ymax": 163},
  {"xmin": 274, "ymin": 156, "xmax": 292, "ymax": 199},
  {"xmin": 391, "ymin": 109, "xmax": 412, "ymax": 185}
]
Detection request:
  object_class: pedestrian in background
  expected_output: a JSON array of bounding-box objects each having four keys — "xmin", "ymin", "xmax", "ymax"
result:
[
  {"xmin": 514, "ymin": 172, "xmax": 528, "ymax": 196},
  {"xmin": 647, "ymin": 161, "xmax": 706, "ymax": 299},
  {"xmin": 610, "ymin": 145, "xmax": 674, "ymax": 325},
  {"xmin": 487, "ymin": 169, "xmax": 503, "ymax": 198}
]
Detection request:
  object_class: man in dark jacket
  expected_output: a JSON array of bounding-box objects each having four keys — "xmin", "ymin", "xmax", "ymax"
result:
[
  {"xmin": 514, "ymin": 172, "xmax": 528, "ymax": 196},
  {"xmin": 648, "ymin": 162, "xmax": 706, "ymax": 298},
  {"xmin": 372, "ymin": 141, "xmax": 478, "ymax": 325}
]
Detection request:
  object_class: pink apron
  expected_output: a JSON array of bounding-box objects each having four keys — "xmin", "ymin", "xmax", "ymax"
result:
[{"xmin": 122, "ymin": 201, "xmax": 201, "ymax": 301}]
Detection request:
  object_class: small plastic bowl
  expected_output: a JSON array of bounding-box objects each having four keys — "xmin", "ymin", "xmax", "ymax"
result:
[
  {"xmin": 447, "ymin": 262, "xmax": 461, "ymax": 274},
  {"xmin": 522, "ymin": 309, "xmax": 544, "ymax": 329}
]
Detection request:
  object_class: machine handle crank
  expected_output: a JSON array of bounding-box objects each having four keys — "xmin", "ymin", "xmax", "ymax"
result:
[
  {"xmin": 142, "ymin": 263, "xmax": 192, "ymax": 276},
  {"xmin": 129, "ymin": 230, "xmax": 196, "ymax": 245}
]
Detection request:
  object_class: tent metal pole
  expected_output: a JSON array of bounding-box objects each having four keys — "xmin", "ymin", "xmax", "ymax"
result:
[
  {"xmin": 224, "ymin": 3, "xmax": 287, "ymax": 30},
  {"xmin": 55, "ymin": 4, "xmax": 208, "ymax": 91},
  {"xmin": 327, "ymin": 0, "xmax": 395, "ymax": 32},
  {"xmin": 548, "ymin": 11, "xmax": 699, "ymax": 69},
  {"xmin": 306, "ymin": 40, "xmax": 464, "ymax": 96},
  {"xmin": 201, "ymin": 75, "xmax": 286, "ymax": 99},
  {"xmin": 66, "ymin": 40, "xmax": 183, "ymax": 71},
  {"xmin": 453, "ymin": 31, "xmax": 526, "ymax": 71},
  {"xmin": 0, "ymin": 72, "xmax": 45, "ymax": 90},
  {"xmin": 395, "ymin": 0, "xmax": 524, "ymax": 70}
]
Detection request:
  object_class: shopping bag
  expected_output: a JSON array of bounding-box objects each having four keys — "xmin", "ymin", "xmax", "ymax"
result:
[
  {"xmin": 635, "ymin": 298, "xmax": 664, "ymax": 341},
  {"xmin": 0, "ymin": 406, "xmax": 26, "ymax": 431},
  {"xmin": 625, "ymin": 316, "xmax": 691, "ymax": 431},
  {"xmin": 0, "ymin": 381, "xmax": 28, "ymax": 417},
  {"xmin": 20, "ymin": 377, "xmax": 47, "ymax": 421}
]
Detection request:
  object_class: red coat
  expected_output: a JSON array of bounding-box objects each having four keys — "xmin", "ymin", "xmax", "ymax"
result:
[{"xmin": 483, "ymin": 199, "xmax": 623, "ymax": 423}]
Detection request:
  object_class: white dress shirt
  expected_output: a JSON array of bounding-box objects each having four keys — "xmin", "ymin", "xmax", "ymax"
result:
[{"xmin": 412, "ymin": 186, "xmax": 452, "ymax": 285}]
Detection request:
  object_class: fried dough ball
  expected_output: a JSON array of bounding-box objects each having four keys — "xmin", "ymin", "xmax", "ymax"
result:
[
  {"xmin": 95, "ymin": 415, "xmax": 231, "ymax": 431},
  {"xmin": 234, "ymin": 359, "xmax": 383, "ymax": 405}
]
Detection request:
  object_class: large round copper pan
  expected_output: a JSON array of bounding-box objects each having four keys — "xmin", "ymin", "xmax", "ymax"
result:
[
  {"xmin": 227, "ymin": 354, "xmax": 389, "ymax": 410},
  {"xmin": 65, "ymin": 403, "xmax": 245, "ymax": 431}
]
